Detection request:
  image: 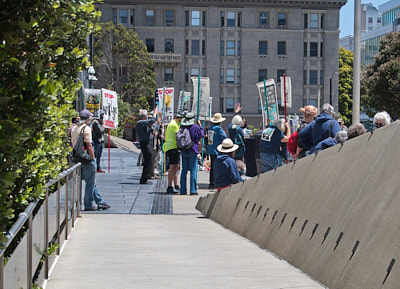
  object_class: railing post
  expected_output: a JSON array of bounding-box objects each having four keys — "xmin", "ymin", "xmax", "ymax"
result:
[
  {"xmin": 0, "ymin": 253, "xmax": 4, "ymax": 289},
  {"xmin": 71, "ymin": 170, "xmax": 75, "ymax": 227},
  {"xmin": 44, "ymin": 188, "xmax": 49, "ymax": 279},
  {"xmin": 65, "ymin": 174, "xmax": 69, "ymax": 240},
  {"xmin": 56, "ymin": 180, "xmax": 61, "ymax": 256},
  {"xmin": 27, "ymin": 215, "xmax": 32, "ymax": 289},
  {"xmin": 78, "ymin": 165, "xmax": 82, "ymax": 214}
]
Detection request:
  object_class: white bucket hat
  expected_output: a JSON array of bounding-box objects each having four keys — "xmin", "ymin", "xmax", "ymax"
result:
[
  {"xmin": 217, "ymin": 138, "xmax": 239, "ymax": 154},
  {"xmin": 211, "ymin": 113, "xmax": 226, "ymax": 123}
]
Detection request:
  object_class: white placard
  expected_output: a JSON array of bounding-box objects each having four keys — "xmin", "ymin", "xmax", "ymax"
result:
[
  {"xmin": 280, "ymin": 76, "xmax": 292, "ymax": 108},
  {"xmin": 157, "ymin": 87, "xmax": 174, "ymax": 123},
  {"xmin": 191, "ymin": 77, "xmax": 210, "ymax": 118},
  {"xmin": 257, "ymin": 79, "xmax": 279, "ymax": 127},
  {"xmin": 177, "ymin": 91, "xmax": 192, "ymax": 113},
  {"xmin": 101, "ymin": 89, "xmax": 118, "ymax": 129}
]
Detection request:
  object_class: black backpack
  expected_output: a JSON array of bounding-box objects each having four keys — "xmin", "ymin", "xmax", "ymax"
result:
[{"xmin": 176, "ymin": 126, "xmax": 193, "ymax": 150}]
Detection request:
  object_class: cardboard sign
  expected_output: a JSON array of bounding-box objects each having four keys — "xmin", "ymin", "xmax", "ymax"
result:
[
  {"xmin": 84, "ymin": 89, "xmax": 101, "ymax": 117},
  {"xmin": 157, "ymin": 87, "xmax": 174, "ymax": 123},
  {"xmin": 177, "ymin": 91, "xmax": 192, "ymax": 113},
  {"xmin": 257, "ymin": 79, "xmax": 279, "ymax": 127},
  {"xmin": 280, "ymin": 76, "xmax": 292, "ymax": 108},
  {"xmin": 191, "ymin": 77, "xmax": 210, "ymax": 118}
]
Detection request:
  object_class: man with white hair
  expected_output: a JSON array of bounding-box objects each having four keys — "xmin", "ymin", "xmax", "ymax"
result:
[
  {"xmin": 373, "ymin": 111, "xmax": 391, "ymax": 128},
  {"xmin": 136, "ymin": 107, "xmax": 158, "ymax": 184},
  {"xmin": 298, "ymin": 103, "xmax": 341, "ymax": 154}
]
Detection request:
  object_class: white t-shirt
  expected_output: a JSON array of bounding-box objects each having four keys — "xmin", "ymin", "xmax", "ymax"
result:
[{"xmin": 71, "ymin": 124, "xmax": 92, "ymax": 147}]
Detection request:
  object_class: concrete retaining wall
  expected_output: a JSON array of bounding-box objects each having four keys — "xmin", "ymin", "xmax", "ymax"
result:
[{"xmin": 196, "ymin": 121, "xmax": 400, "ymax": 289}]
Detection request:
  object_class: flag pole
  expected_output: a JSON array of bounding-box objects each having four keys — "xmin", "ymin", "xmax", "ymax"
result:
[{"xmin": 263, "ymin": 78, "xmax": 270, "ymax": 125}]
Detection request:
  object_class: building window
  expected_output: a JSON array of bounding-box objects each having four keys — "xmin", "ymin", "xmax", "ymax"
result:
[
  {"xmin": 310, "ymin": 13, "xmax": 318, "ymax": 28},
  {"xmin": 192, "ymin": 11, "xmax": 200, "ymax": 26},
  {"xmin": 278, "ymin": 13, "xmax": 287, "ymax": 27},
  {"xmin": 310, "ymin": 42, "xmax": 318, "ymax": 57},
  {"xmin": 227, "ymin": 12, "xmax": 235, "ymax": 27},
  {"xmin": 113, "ymin": 8, "xmax": 134, "ymax": 25},
  {"xmin": 221, "ymin": 41, "xmax": 224, "ymax": 56},
  {"xmin": 304, "ymin": 42, "xmax": 307, "ymax": 57},
  {"xmin": 220, "ymin": 12, "xmax": 225, "ymax": 26},
  {"xmin": 130, "ymin": 10, "xmax": 135, "ymax": 25},
  {"xmin": 320, "ymin": 70, "xmax": 324, "ymax": 85},
  {"xmin": 237, "ymin": 69, "xmax": 240, "ymax": 84},
  {"xmin": 202, "ymin": 40, "xmax": 206, "ymax": 55},
  {"xmin": 119, "ymin": 9, "xmax": 128, "ymax": 24},
  {"xmin": 202, "ymin": 68, "xmax": 205, "ymax": 77},
  {"xmin": 259, "ymin": 12, "xmax": 268, "ymax": 27},
  {"xmin": 309, "ymin": 70, "xmax": 318, "ymax": 85},
  {"xmin": 185, "ymin": 68, "xmax": 189, "ymax": 82},
  {"xmin": 146, "ymin": 10, "xmax": 155, "ymax": 26},
  {"xmin": 226, "ymin": 69, "xmax": 235, "ymax": 83},
  {"xmin": 259, "ymin": 41, "xmax": 268, "ymax": 55},
  {"xmin": 309, "ymin": 99, "xmax": 318, "ymax": 107},
  {"xmin": 227, "ymin": 41, "xmax": 235, "ymax": 56},
  {"xmin": 220, "ymin": 69, "xmax": 224, "ymax": 84},
  {"xmin": 368, "ymin": 17, "xmax": 373, "ymax": 24},
  {"xmin": 377, "ymin": 17, "xmax": 381, "ymax": 24},
  {"xmin": 165, "ymin": 39, "xmax": 174, "ymax": 53},
  {"xmin": 145, "ymin": 38, "xmax": 154, "ymax": 53},
  {"xmin": 185, "ymin": 11, "xmax": 189, "ymax": 26},
  {"xmin": 202, "ymin": 11, "xmax": 206, "ymax": 26},
  {"xmin": 185, "ymin": 40, "xmax": 189, "ymax": 55},
  {"xmin": 277, "ymin": 69, "xmax": 286, "ymax": 83},
  {"xmin": 191, "ymin": 68, "xmax": 199, "ymax": 77},
  {"xmin": 320, "ymin": 14, "xmax": 324, "ymax": 29},
  {"xmin": 304, "ymin": 70, "xmax": 307, "ymax": 85},
  {"xmin": 165, "ymin": 10, "xmax": 174, "ymax": 26},
  {"xmin": 304, "ymin": 13, "xmax": 308, "ymax": 28},
  {"xmin": 113, "ymin": 8, "xmax": 117, "ymax": 24},
  {"xmin": 237, "ymin": 12, "xmax": 241, "ymax": 27},
  {"xmin": 165, "ymin": 68, "xmax": 173, "ymax": 81},
  {"xmin": 258, "ymin": 69, "xmax": 267, "ymax": 82},
  {"xmin": 320, "ymin": 43, "xmax": 324, "ymax": 57},
  {"xmin": 277, "ymin": 41, "xmax": 286, "ymax": 55},
  {"xmin": 237, "ymin": 41, "xmax": 240, "ymax": 56},
  {"xmin": 191, "ymin": 40, "xmax": 200, "ymax": 55},
  {"xmin": 258, "ymin": 99, "xmax": 262, "ymax": 112},
  {"xmin": 226, "ymin": 98, "xmax": 234, "ymax": 112}
]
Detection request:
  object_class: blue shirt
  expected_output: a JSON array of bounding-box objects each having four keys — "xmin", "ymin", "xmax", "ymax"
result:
[
  {"xmin": 206, "ymin": 124, "xmax": 227, "ymax": 155},
  {"xmin": 213, "ymin": 153, "xmax": 243, "ymax": 189},
  {"xmin": 259, "ymin": 125, "xmax": 285, "ymax": 154}
]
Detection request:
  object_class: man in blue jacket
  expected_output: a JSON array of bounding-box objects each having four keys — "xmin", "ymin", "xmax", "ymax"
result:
[
  {"xmin": 298, "ymin": 103, "xmax": 341, "ymax": 154},
  {"xmin": 214, "ymin": 138, "xmax": 243, "ymax": 190},
  {"xmin": 206, "ymin": 113, "xmax": 227, "ymax": 189}
]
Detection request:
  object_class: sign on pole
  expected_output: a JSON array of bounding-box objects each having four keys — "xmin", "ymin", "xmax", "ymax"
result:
[
  {"xmin": 101, "ymin": 89, "xmax": 118, "ymax": 129},
  {"xmin": 84, "ymin": 88, "xmax": 101, "ymax": 117},
  {"xmin": 257, "ymin": 79, "xmax": 279, "ymax": 127},
  {"xmin": 191, "ymin": 77, "xmax": 210, "ymax": 118},
  {"xmin": 280, "ymin": 76, "xmax": 292, "ymax": 108},
  {"xmin": 177, "ymin": 90, "xmax": 192, "ymax": 113},
  {"xmin": 157, "ymin": 87, "xmax": 174, "ymax": 123}
]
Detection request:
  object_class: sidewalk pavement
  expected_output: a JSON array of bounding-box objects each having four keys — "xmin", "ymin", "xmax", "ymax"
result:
[{"xmin": 44, "ymin": 147, "xmax": 325, "ymax": 289}]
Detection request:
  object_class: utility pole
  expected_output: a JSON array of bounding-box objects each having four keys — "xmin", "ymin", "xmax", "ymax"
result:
[{"xmin": 352, "ymin": 0, "xmax": 361, "ymax": 125}]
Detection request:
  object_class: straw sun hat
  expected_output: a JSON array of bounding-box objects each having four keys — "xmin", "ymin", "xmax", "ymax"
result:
[
  {"xmin": 211, "ymin": 113, "xmax": 226, "ymax": 123},
  {"xmin": 217, "ymin": 138, "xmax": 239, "ymax": 154}
]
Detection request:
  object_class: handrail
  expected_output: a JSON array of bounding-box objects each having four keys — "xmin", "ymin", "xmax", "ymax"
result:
[{"xmin": 0, "ymin": 163, "xmax": 82, "ymax": 289}]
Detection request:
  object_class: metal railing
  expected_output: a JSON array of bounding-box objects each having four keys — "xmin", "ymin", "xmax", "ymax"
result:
[{"xmin": 0, "ymin": 163, "xmax": 82, "ymax": 289}]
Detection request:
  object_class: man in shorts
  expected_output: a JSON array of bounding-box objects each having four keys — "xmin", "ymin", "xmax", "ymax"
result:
[{"xmin": 163, "ymin": 112, "xmax": 183, "ymax": 194}]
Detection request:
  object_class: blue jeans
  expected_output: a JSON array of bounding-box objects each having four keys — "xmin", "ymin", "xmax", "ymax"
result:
[
  {"xmin": 81, "ymin": 160, "xmax": 104, "ymax": 209},
  {"xmin": 260, "ymin": 152, "xmax": 282, "ymax": 173},
  {"xmin": 93, "ymin": 142, "xmax": 104, "ymax": 169},
  {"xmin": 180, "ymin": 150, "xmax": 198, "ymax": 194}
]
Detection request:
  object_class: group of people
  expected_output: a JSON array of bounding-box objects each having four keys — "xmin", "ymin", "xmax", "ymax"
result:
[{"xmin": 136, "ymin": 103, "xmax": 393, "ymax": 195}]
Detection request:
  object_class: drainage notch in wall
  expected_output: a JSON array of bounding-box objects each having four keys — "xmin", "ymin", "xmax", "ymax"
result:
[
  {"xmin": 309, "ymin": 223, "xmax": 319, "ymax": 240},
  {"xmin": 243, "ymin": 201, "xmax": 249, "ymax": 214},
  {"xmin": 349, "ymin": 240, "xmax": 360, "ymax": 260},
  {"xmin": 321, "ymin": 227, "xmax": 331, "ymax": 245},
  {"xmin": 289, "ymin": 217, "xmax": 297, "ymax": 232},
  {"xmin": 263, "ymin": 208, "xmax": 269, "ymax": 221},
  {"xmin": 251, "ymin": 203, "xmax": 257, "ymax": 215},
  {"xmin": 279, "ymin": 213, "xmax": 287, "ymax": 228},
  {"xmin": 236, "ymin": 198, "xmax": 241, "ymax": 208},
  {"xmin": 300, "ymin": 219, "xmax": 308, "ymax": 236},
  {"xmin": 270, "ymin": 210, "xmax": 278, "ymax": 224},
  {"xmin": 256, "ymin": 205, "xmax": 262, "ymax": 218},
  {"xmin": 383, "ymin": 258, "xmax": 396, "ymax": 284},
  {"xmin": 334, "ymin": 232, "xmax": 344, "ymax": 251}
]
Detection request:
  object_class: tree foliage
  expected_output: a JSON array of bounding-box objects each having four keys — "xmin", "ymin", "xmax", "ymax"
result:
[
  {"xmin": 362, "ymin": 32, "xmax": 400, "ymax": 119},
  {"xmin": 0, "ymin": 0, "xmax": 100, "ymax": 241},
  {"xmin": 338, "ymin": 47, "xmax": 353, "ymax": 127},
  {"xmin": 94, "ymin": 22, "xmax": 156, "ymax": 113}
]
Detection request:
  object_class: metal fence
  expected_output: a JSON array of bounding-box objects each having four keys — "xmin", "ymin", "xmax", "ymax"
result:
[{"xmin": 0, "ymin": 163, "xmax": 82, "ymax": 289}]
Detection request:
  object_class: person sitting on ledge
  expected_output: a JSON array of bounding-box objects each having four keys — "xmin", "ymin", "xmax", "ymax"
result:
[{"xmin": 213, "ymin": 138, "xmax": 243, "ymax": 191}]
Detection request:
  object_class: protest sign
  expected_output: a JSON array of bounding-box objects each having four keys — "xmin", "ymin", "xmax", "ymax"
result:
[
  {"xmin": 280, "ymin": 76, "xmax": 292, "ymax": 108},
  {"xmin": 101, "ymin": 89, "xmax": 118, "ymax": 129},
  {"xmin": 177, "ymin": 91, "xmax": 192, "ymax": 113},
  {"xmin": 191, "ymin": 77, "xmax": 210, "ymax": 118},
  {"xmin": 84, "ymin": 89, "xmax": 101, "ymax": 117},
  {"xmin": 257, "ymin": 79, "xmax": 279, "ymax": 127},
  {"xmin": 157, "ymin": 87, "xmax": 174, "ymax": 123}
]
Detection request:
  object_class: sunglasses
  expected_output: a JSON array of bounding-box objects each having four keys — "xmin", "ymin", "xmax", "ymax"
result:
[{"xmin": 375, "ymin": 123, "xmax": 384, "ymax": 128}]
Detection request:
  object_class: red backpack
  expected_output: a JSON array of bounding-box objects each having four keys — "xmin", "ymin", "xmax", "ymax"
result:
[{"xmin": 287, "ymin": 130, "xmax": 298, "ymax": 155}]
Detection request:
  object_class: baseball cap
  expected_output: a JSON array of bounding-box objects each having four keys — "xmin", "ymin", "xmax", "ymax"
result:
[{"xmin": 79, "ymin": 109, "xmax": 93, "ymax": 120}]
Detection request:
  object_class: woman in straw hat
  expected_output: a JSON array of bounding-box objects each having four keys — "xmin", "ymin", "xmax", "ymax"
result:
[
  {"xmin": 213, "ymin": 138, "xmax": 243, "ymax": 191},
  {"xmin": 206, "ymin": 113, "xmax": 227, "ymax": 189}
]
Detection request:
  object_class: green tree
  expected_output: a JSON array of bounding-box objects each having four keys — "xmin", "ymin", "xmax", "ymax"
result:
[
  {"xmin": 0, "ymin": 0, "xmax": 100, "ymax": 241},
  {"xmin": 338, "ymin": 47, "xmax": 353, "ymax": 127},
  {"xmin": 94, "ymin": 22, "xmax": 156, "ymax": 113},
  {"xmin": 362, "ymin": 32, "xmax": 400, "ymax": 119}
]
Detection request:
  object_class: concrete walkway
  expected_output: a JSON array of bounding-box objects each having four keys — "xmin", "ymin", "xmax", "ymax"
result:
[{"xmin": 44, "ymin": 147, "xmax": 325, "ymax": 289}]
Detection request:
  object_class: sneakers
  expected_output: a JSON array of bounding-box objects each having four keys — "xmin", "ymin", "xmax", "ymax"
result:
[
  {"xmin": 96, "ymin": 168, "xmax": 105, "ymax": 173},
  {"xmin": 98, "ymin": 202, "xmax": 110, "ymax": 210},
  {"xmin": 84, "ymin": 205, "xmax": 97, "ymax": 211},
  {"xmin": 208, "ymin": 184, "xmax": 215, "ymax": 189},
  {"xmin": 140, "ymin": 180, "xmax": 152, "ymax": 185},
  {"xmin": 190, "ymin": 192, "xmax": 198, "ymax": 195},
  {"xmin": 166, "ymin": 186, "xmax": 174, "ymax": 194},
  {"xmin": 174, "ymin": 185, "xmax": 180, "ymax": 193}
]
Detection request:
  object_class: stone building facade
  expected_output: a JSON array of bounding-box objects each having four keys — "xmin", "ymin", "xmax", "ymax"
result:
[{"xmin": 97, "ymin": 0, "xmax": 345, "ymax": 126}]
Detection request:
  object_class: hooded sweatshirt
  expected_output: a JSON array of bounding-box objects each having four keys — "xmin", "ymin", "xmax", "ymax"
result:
[
  {"xmin": 298, "ymin": 113, "xmax": 341, "ymax": 152},
  {"xmin": 213, "ymin": 153, "xmax": 243, "ymax": 189}
]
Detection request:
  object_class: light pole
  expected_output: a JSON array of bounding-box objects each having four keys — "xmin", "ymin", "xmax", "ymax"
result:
[{"xmin": 88, "ymin": 65, "xmax": 97, "ymax": 89}]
